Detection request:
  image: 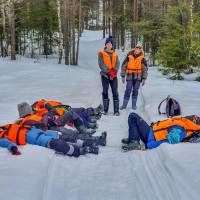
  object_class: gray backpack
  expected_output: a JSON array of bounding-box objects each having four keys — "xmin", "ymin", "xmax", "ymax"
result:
[{"xmin": 158, "ymin": 95, "xmax": 181, "ymax": 118}]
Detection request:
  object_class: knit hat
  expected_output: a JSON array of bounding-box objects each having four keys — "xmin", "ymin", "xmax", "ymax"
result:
[
  {"xmin": 135, "ymin": 42, "xmax": 143, "ymax": 49},
  {"xmin": 105, "ymin": 36, "xmax": 113, "ymax": 46},
  {"xmin": 17, "ymin": 102, "xmax": 33, "ymax": 118}
]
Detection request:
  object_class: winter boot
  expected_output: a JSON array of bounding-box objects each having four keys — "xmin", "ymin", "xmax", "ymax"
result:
[
  {"xmin": 86, "ymin": 143, "xmax": 99, "ymax": 155},
  {"xmin": 113, "ymin": 100, "xmax": 120, "ymax": 116},
  {"xmin": 103, "ymin": 99, "xmax": 109, "ymax": 115},
  {"xmin": 77, "ymin": 125, "xmax": 96, "ymax": 135},
  {"xmin": 120, "ymin": 99, "xmax": 129, "ymax": 110},
  {"xmin": 94, "ymin": 104, "xmax": 103, "ymax": 114},
  {"xmin": 132, "ymin": 97, "xmax": 137, "ymax": 110},
  {"xmin": 90, "ymin": 118, "xmax": 97, "ymax": 123},
  {"xmin": 98, "ymin": 131, "xmax": 107, "ymax": 146},
  {"xmin": 88, "ymin": 122, "xmax": 98, "ymax": 129},
  {"xmin": 121, "ymin": 138, "xmax": 130, "ymax": 144},
  {"xmin": 122, "ymin": 140, "xmax": 141, "ymax": 151}
]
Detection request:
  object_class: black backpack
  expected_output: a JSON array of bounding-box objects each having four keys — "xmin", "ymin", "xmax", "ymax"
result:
[{"xmin": 158, "ymin": 95, "xmax": 181, "ymax": 118}]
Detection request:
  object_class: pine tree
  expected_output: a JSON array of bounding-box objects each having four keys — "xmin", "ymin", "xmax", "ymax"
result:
[{"xmin": 158, "ymin": 1, "xmax": 195, "ymax": 80}]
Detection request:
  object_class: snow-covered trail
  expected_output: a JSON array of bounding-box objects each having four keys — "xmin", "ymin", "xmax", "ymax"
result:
[{"xmin": 0, "ymin": 30, "xmax": 200, "ymax": 200}]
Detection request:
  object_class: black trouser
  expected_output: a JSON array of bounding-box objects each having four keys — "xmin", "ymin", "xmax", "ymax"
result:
[
  {"xmin": 101, "ymin": 76, "xmax": 119, "ymax": 100},
  {"xmin": 128, "ymin": 112, "xmax": 150, "ymax": 143}
]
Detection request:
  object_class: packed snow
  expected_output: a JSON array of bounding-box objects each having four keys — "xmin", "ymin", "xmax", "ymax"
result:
[{"xmin": 0, "ymin": 30, "xmax": 200, "ymax": 200}]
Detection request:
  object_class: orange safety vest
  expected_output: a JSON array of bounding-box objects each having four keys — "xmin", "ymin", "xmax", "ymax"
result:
[
  {"xmin": 33, "ymin": 99, "xmax": 62, "ymax": 116},
  {"xmin": 20, "ymin": 114, "xmax": 42, "ymax": 126},
  {"xmin": 152, "ymin": 117, "xmax": 200, "ymax": 141},
  {"xmin": 126, "ymin": 54, "xmax": 144, "ymax": 74},
  {"xmin": 0, "ymin": 124, "xmax": 30, "ymax": 145},
  {"xmin": 98, "ymin": 51, "xmax": 117, "ymax": 69}
]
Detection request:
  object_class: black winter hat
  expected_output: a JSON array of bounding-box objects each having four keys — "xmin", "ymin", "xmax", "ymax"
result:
[{"xmin": 105, "ymin": 36, "xmax": 113, "ymax": 46}]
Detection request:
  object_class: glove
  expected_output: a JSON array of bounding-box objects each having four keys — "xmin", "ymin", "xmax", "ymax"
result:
[
  {"xmin": 108, "ymin": 70, "xmax": 116, "ymax": 78},
  {"xmin": 121, "ymin": 77, "xmax": 125, "ymax": 84},
  {"xmin": 141, "ymin": 79, "xmax": 145, "ymax": 86},
  {"xmin": 10, "ymin": 146, "xmax": 21, "ymax": 155}
]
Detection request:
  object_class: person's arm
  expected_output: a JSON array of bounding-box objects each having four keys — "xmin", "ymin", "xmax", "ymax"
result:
[
  {"xmin": 141, "ymin": 58, "xmax": 148, "ymax": 80},
  {"xmin": 120, "ymin": 54, "xmax": 128, "ymax": 78},
  {"xmin": 0, "ymin": 138, "xmax": 21, "ymax": 155},
  {"xmin": 98, "ymin": 53, "xmax": 109, "ymax": 74},
  {"xmin": 114, "ymin": 55, "xmax": 120, "ymax": 73},
  {"xmin": 146, "ymin": 128, "xmax": 167, "ymax": 149}
]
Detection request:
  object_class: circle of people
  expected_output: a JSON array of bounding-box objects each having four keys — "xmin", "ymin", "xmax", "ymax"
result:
[{"xmin": 0, "ymin": 36, "xmax": 200, "ymax": 156}]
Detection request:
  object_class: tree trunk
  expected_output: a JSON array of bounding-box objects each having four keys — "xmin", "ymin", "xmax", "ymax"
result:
[
  {"xmin": 57, "ymin": 0, "xmax": 63, "ymax": 64},
  {"xmin": 9, "ymin": 0, "xmax": 16, "ymax": 60},
  {"xmin": 75, "ymin": 0, "xmax": 82, "ymax": 65}
]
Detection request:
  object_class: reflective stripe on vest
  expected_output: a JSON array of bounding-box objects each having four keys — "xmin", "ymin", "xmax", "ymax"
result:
[
  {"xmin": 98, "ymin": 51, "xmax": 117, "ymax": 69},
  {"xmin": 126, "ymin": 54, "xmax": 144, "ymax": 74},
  {"xmin": 0, "ymin": 124, "xmax": 29, "ymax": 145},
  {"xmin": 152, "ymin": 117, "xmax": 200, "ymax": 141}
]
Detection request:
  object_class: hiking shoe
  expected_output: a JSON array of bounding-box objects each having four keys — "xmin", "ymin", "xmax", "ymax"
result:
[
  {"xmin": 99, "ymin": 131, "xmax": 107, "ymax": 146},
  {"xmin": 121, "ymin": 138, "xmax": 130, "ymax": 144},
  {"xmin": 122, "ymin": 141, "xmax": 141, "ymax": 151}
]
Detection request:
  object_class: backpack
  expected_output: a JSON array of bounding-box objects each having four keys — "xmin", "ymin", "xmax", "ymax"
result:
[{"xmin": 158, "ymin": 95, "xmax": 181, "ymax": 118}]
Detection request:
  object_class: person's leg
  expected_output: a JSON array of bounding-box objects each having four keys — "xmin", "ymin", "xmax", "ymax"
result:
[
  {"xmin": 77, "ymin": 131, "xmax": 107, "ymax": 146},
  {"xmin": 128, "ymin": 112, "xmax": 150, "ymax": 143},
  {"xmin": 101, "ymin": 76, "xmax": 110, "ymax": 114},
  {"xmin": 120, "ymin": 80, "xmax": 133, "ymax": 109},
  {"xmin": 52, "ymin": 127, "xmax": 79, "ymax": 143},
  {"xmin": 47, "ymin": 138, "xmax": 83, "ymax": 157},
  {"xmin": 110, "ymin": 77, "xmax": 120, "ymax": 115},
  {"xmin": 132, "ymin": 80, "xmax": 141, "ymax": 110}
]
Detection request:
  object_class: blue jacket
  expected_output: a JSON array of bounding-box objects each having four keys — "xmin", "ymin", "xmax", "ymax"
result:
[
  {"xmin": 147, "ymin": 125, "xmax": 187, "ymax": 149},
  {"xmin": 0, "ymin": 127, "xmax": 59, "ymax": 151}
]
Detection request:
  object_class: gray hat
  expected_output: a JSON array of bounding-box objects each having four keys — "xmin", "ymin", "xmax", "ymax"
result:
[
  {"xmin": 17, "ymin": 102, "xmax": 33, "ymax": 118},
  {"xmin": 135, "ymin": 42, "xmax": 143, "ymax": 49}
]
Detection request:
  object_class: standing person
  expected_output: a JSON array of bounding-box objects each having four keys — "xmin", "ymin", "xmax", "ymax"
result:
[
  {"xmin": 120, "ymin": 43, "xmax": 148, "ymax": 110},
  {"xmin": 98, "ymin": 36, "xmax": 120, "ymax": 116}
]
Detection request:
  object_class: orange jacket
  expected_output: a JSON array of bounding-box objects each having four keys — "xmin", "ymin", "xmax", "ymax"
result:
[
  {"xmin": 126, "ymin": 54, "xmax": 144, "ymax": 74},
  {"xmin": 98, "ymin": 51, "xmax": 117, "ymax": 70},
  {"xmin": 152, "ymin": 117, "xmax": 200, "ymax": 141},
  {"xmin": 0, "ymin": 124, "xmax": 30, "ymax": 145}
]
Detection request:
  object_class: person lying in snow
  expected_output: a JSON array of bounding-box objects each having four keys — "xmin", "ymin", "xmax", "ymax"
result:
[
  {"xmin": 121, "ymin": 113, "xmax": 200, "ymax": 151},
  {"xmin": 31, "ymin": 99, "xmax": 103, "ymax": 129},
  {"xmin": 18, "ymin": 101, "xmax": 96, "ymax": 135},
  {"xmin": 0, "ymin": 123, "xmax": 100, "ymax": 157},
  {"xmin": 16, "ymin": 102, "xmax": 107, "ymax": 148}
]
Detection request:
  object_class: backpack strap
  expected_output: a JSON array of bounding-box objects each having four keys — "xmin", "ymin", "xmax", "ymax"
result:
[{"xmin": 158, "ymin": 96, "xmax": 170, "ymax": 115}]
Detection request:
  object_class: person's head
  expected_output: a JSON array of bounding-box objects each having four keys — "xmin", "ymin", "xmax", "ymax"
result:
[
  {"xmin": 105, "ymin": 36, "xmax": 113, "ymax": 50},
  {"xmin": 185, "ymin": 115, "xmax": 200, "ymax": 125},
  {"xmin": 17, "ymin": 102, "xmax": 33, "ymax": 118},
  {"xmin": 134, "ymin": 42, "xmax": 142, "ymax": 55}
]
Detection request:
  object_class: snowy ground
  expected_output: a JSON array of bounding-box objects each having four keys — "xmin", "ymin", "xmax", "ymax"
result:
[{"xmin": 0, "ymin": 30, "xmax": 200, "ymax": 200}]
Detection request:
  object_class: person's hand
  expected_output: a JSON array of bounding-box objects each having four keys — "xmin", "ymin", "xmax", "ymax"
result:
[
  {"xmin": 10, "ymin": 146, "xmax": 21, "ymax": 155},
  {"xmin": 108, "ymin": 70, "xmax": 116, "ymax": 78},
  {"xmin": 121, "ymin": 77, "xmax": 125, "ymax": 84},
  {"xmin": 141, "ymin": 79, "xmax": 145, "ymax": 86}
]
